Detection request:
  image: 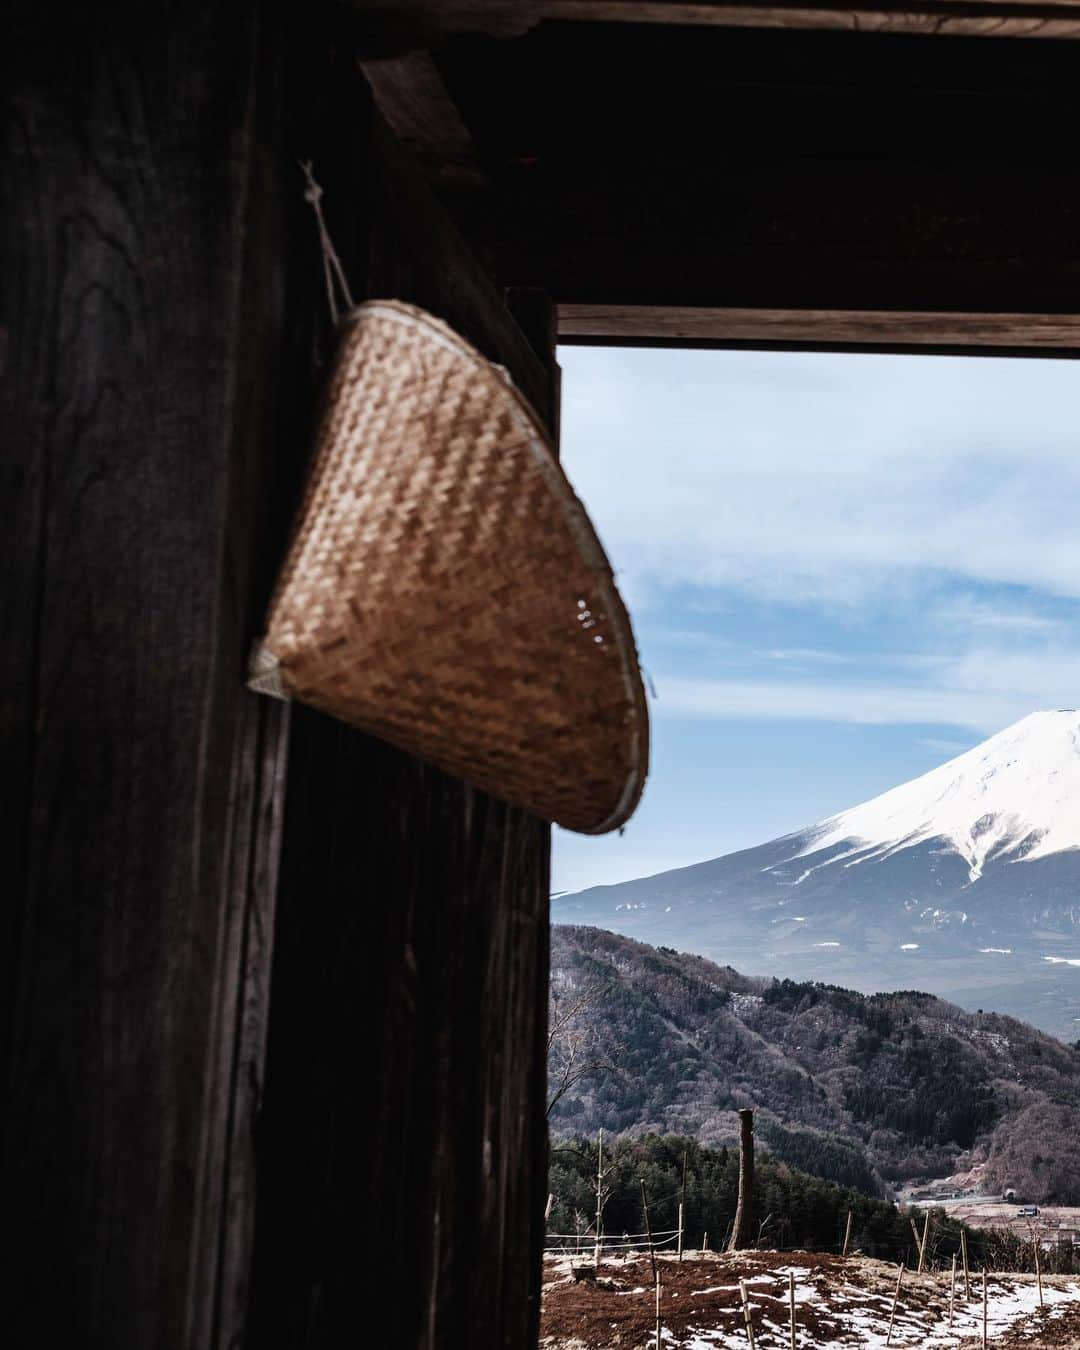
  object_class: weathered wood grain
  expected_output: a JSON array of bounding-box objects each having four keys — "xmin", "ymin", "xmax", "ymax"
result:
[
  {"xmin": 349, "ymin": 0, "xmax": 1080, "ymax": 41},
  {"xmin": 245, "ymin": 65, "xmax": 555, "ymax": 1350},
  {"xmin": 559, "ymin": 304, "xmax": 1080, "ymax": 352},
  {"xmin": 492, "ymin": 161, "xmax": 1080, "ymax": 320},
  {"xmin": 360, "ymin": 51, "xmax": 490, "ymax": 188},
  {"xmin": 249, "ymin": 720, "xmax": 552, "ymax": 1348},
  {"xmin": 408, "ymin": 26, "xmax": 1080, "ymax": 326},
  {"xmin": 367, "ymin": 111, "xmax": 552, "ymax": 420},
  {"xmin": 5, "ymin": 8, "xmax": 556, "ymax": 1344},
  {"xmin": 2, "ymin": 5, "xmax": 294, "ymax": 1345}
]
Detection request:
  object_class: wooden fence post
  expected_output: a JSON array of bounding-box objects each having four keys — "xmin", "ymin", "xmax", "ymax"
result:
[
  {"xmin": 679, "ymin": 1147, "xmax": 688, "ymax": 1262},
  {"xmin": 594, "ymin": 1129, "xmax": 604, "ymax": 1270},
  {"xmin": 885, "ymin": 1263, "xmax": 905, "ymax": 1346},
  {"xmin": 739, "ymin": 1279, "xmax": 757, "ymax": 1349},
  {"xmin": 961, "ymin": 1229, "xmax": 971, "ymax": 1300},
  {"xmin": 789, "ymin": 1270, "xmax": 796, "ymax": 1350},
  {"xmin": 918, "ymin": 1212, "xmax": 930, "ymax": 1275},
  {"xmin": 842, "ymin": 1209, "xmax": 853, "ymax": 1257},
  {"xmin": 654, "ymin": 1268, "xmax": 663, "ymax": 1350},
  {"xmin": 981, "ymin": 1270, "xmax": 988, "ymax": 1350},
  {"xmin": 948, "ymin": 1252, "xmax": 957, "ymax": 1328},
  {"xmin": 909, "ymin": 1217, "xmax": 923, "ymax": 1266},
  {"xmin": 1034, "ymin": 1233, "xmax": 1044, "ymax": 1308},
  {"xmin": 640, "ymin": 1178, "xmax": 658, "ymax": 1286}
]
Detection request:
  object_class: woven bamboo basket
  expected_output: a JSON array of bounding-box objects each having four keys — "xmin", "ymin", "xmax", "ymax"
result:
[{"xmin": 249, "ymin": 300, "xmax": 648, "ymax": 834}]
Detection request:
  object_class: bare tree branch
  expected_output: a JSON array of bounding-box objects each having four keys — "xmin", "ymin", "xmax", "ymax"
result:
[{"xmin": 547, "ymin": 979, "xmax": 615, "ymax": 1116}]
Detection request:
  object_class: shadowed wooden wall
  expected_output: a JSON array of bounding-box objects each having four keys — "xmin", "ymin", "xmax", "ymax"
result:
[
  {"xmin": 246, "ymin": 45, "xmax": 558, "ymax": 1350},
  {"xmin": 3, "ymin": 4, "xmax": 295, "ymax": 1344},
  {"xmin": 2, "ymin": 4, "xmax": 554, "ymax": 1346}
]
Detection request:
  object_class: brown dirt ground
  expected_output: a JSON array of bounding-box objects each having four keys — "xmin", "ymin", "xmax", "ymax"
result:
[
  {"xmin": 539, "ymin": 1250, "xmax": 1080, "ymax": 1348},
  {"xmin": 976, "ymin": 1301, "xmax": 1080, "ymax": 1348}
]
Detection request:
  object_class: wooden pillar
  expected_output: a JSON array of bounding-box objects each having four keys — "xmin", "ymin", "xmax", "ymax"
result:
[
  {"xmin": 5, "ymin": 8, "xmax": 558, "ymax": 1346},
  {"xmin": 506, "ymin": 285, "xmax": 562, "ymax": 438},
  {"xmin": 245, "ymin": 58, "xmax": 559, "ymax": 1350},
  {"xmin": 2, "ymin": 3, "xmax": 299, "ymax": 1345}
]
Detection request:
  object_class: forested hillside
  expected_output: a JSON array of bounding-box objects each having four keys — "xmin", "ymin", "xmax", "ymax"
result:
[
  {"xmin": 548, "ymin": 1133, "xmax": 951, "ymax": 1260},
  {"xmin": 550, "ymin": 926, "xmax": 1080, "ymax": 1201}
]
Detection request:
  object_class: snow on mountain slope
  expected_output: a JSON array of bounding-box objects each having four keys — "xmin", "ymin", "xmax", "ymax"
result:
[
  {"xmin": 554, "ymin": 711, "xmax": 1080, "ymax": 1040},
  {"xmin": 796, "ymin": 710, "xmax": 1080, "ymax": 883}
]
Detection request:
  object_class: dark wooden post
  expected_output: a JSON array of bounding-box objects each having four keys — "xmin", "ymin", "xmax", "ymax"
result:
[
  {"xmin": 245, "ymin": 62, "xmax": 560, "ymax": 1350},
  {"xmin": 641, "ymin": 1178, "xmax": 659, "ymax": 1283},
  {"xmin": 2, "ymin": 3, "xmax": 299, "ymax": 1345},
  {"xmin": 4, "ymin": 9, "xmax": 559, "ymax": 1349},
  {"xmin": 728, "ymin": 1109, "xmax": 756, "ymax": 1252}
]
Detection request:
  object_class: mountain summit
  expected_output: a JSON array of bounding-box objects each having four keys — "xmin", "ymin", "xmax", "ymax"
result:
[
  {"xmin": 809, "ymin": 709, "xmax": 1080, "ymax": 884},
  {"xmin": 554, "ymin": 711, "xmax": 1080, "ymax": 1039}
]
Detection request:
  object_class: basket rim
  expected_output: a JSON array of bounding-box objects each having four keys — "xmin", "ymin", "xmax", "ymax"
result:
[{"xmin": 308, "ymin": 299, "xmax": 649, "ymax": 834}]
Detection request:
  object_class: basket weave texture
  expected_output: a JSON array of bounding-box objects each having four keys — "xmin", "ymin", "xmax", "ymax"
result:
[{"xmin": 253, "ymin": 300, "xmax": 648, "ymax": 834}]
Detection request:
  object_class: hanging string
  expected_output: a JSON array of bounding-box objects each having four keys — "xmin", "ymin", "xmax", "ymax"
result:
[{"xmin": 299, "ymin": 159, "xmax": 356, "ymax": 326}]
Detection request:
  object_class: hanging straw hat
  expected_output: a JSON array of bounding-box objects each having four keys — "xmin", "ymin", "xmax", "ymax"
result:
[{"xmin": 249, "ymin": 299, "xmax": 648, "ymax": 834}]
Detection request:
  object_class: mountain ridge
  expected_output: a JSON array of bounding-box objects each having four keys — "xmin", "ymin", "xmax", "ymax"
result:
[{"xmin": 550, "ymin": 925, "xmax": 1080, "ymax": 1202}]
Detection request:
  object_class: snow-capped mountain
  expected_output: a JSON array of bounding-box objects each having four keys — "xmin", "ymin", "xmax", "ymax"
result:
[
  {"xmin": 809, "ymin": 711, "xmax": 1080, "ymax": 882},
  {"xmin": 553, "ymin": 710, "xmax": 1080, "ymax": 1040}
]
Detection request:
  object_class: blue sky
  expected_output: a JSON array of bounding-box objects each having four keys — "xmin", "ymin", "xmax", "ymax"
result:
[{"xmin": 552, "ymin": 345, "xmax": 1080, "ymax": 894}]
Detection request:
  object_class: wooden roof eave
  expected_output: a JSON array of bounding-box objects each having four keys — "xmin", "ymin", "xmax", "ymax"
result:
[{"xmin": 349, "ymin": 0, "xmax": 1080, "ymax": 44}]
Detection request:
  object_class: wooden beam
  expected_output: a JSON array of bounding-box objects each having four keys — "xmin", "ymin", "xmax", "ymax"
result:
[
  {"xmin": 490, "ymin": 158, "xmax": 1080, "ymax": 321},
  {"xmin": 366, "ymin": 104, "xmax": 552, "ymax": 417},
  {"xmin": 559, "ymin": 305, "xmax": 1080, "ymax": 352},
  {"xmin": 359, "ymin": 51, "xmax": 489, "ymax": 188},
  {"xmin": 351, "ymin": 0, "xmax": 1080, "ymax": 42}
]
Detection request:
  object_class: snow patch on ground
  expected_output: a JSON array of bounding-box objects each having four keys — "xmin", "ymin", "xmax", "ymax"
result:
[{"xmin": 542, "ymin": 1254, "xmax": 1080, "ymax": 1349}]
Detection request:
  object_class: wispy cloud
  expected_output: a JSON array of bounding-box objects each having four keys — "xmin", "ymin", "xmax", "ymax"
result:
[
  {"xmin": 562, "ymin": 347, "xmax": 1080, "ymax": 613},
  {"xmin": 652, "ymin": 640, "xmax": 1080, "ymax": 733},
  {"xmin": 932, "ymin": 596, "xmax": 1066, "ymax": 635},
  {"xmin": 651, "ymin": 675, "xmax": 1022, "ymax": 732},
  {"xmin": 765, "ymin": 648, "xmax": 849, "ymax": 664}
]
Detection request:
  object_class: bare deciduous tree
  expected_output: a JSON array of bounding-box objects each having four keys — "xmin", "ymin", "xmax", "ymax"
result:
[{"xmin": 547, "ymin": 980, "xmax": 614, "ymax": 1116}]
